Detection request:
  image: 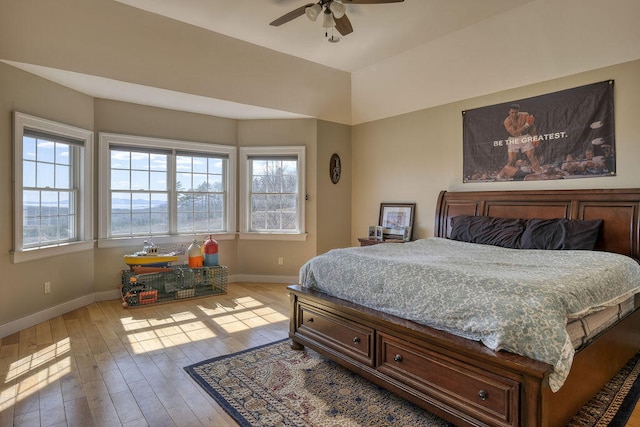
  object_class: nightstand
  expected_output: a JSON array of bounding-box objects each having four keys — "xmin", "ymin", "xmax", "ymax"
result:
[{"xmin": 358, "ymin": 238, "xmax": 405, "ymax": 246}]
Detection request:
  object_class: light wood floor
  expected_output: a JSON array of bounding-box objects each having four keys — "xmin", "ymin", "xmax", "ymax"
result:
[
  {"xmin": 1, "ymin": 282, "xmax": 639, "ymax": 426},
  {"xmin": 0, "ymin": 282, "xmax": 290, "ymax": 426}
]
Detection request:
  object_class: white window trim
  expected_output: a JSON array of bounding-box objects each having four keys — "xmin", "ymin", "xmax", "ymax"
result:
[
  {"xmin": 98, "ymin": 133, "xmax": 236, "ymax": 248},
  {"xmin": 239, "ymin": 145, "xmax": 307, "ymax": 241},
  {"xmin": 11, "ymin": 112, "xmax": 94, "ymax": 264}
]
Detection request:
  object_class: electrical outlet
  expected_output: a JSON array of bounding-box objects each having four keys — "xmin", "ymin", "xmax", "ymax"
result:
[
  {"xmin": 44, "ymin": 281, "xmax": 51, "ymax": 294},
  {"xmin": 278, "ymin": 257, "xmax": 284, "ymax": 266}
]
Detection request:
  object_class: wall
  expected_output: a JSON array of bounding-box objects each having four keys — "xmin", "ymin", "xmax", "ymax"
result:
[
  {"xmin": 0, "ymin": 62, "xmax": 95, "ymax": 328},
  {"xmin": 316, "ymin": 120, "xmax": 352, "ymax": 254},
  {"xmin": 351, "ymin": 59, "xmax": 640, "ymax": 243},
  {"xmin": 236, "ymin": 119, "xmax": 320, "ymax": 281}
]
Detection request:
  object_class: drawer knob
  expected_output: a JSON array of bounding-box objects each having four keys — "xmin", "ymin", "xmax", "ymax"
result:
[
  {"xmin": 478, "ymin": 390, "xmax": 489, "ymax": 401},
  {"xmin": 352, "ymin": 337, "xmax": 360, "ymax": 344},
  {"xmin": 393, "ymin": 354, "xmax": 403, "ymax": 362},
  {"xmin": 307, "ymin": 318, "xmax": 314, "ymax": 323}
]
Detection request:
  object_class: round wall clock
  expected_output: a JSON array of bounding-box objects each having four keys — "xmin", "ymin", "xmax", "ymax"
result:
[{"xmin": 330, "ymin": 153, "xmax": 341, "ymax": 184}]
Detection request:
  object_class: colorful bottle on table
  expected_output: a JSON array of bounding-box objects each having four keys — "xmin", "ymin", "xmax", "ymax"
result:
[
  {"xmin": 188, "ymin": 239, "xmax": 203, "ymax": 268},
  {"xmin": 203, "ymin": 235, "xmax": 219, "ymax": 266}
]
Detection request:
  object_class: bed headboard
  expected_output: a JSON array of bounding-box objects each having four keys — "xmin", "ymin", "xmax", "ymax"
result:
[{"xmin": 434, "ymin": 188, "xmax": 640, "ymax": 262}]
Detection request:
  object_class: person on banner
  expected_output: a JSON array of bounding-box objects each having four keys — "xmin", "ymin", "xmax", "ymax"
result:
[
  {"xmin": 496, "ymin": 104, "xmax": 542, "ymax": 180},
  {"xmin": 561, "ymin": 153, "xmax": 581, "ymax": 175},
  {"xmin": 579, "ymin": 148, "xmax": 605, "ymax": 175},
  {"xmin": 496, "ymin": 159, "xmax": 533, "ymax": 181},
  {"xmin": 600, "ymin": 144, "xmax": 615, "ymax": 173}
]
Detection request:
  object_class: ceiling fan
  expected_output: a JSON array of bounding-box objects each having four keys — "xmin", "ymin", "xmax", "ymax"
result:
[{"xmin": 270, "ymin": 0, "xmax": 404, "ymax": 41}]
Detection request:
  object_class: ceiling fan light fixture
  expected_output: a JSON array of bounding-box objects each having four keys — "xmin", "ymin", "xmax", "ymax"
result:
[
  {"xmin": 271, "ymin": 0, "xmax": 404, "ymax": 39},
  {"xmin": 329, "ymin": 1, "xmax": 346, "ymax": 19},
  {"xmin": 305, "ymin": 4, "xmax": 321, "ymax": 21},
  {"xmin": 322, "ymin": 10, "xmax": 335, "ymax": 28}
]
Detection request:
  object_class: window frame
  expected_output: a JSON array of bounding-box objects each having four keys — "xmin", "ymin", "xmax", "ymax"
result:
[
  {"xmin": 12, "ymin": 112, "xmax": 94, "ymax": 263},
  {"xmin": 239, "ymin": 145, "xmax": 306, "ymax": 241},
  {"xmin": 98, "ymin": 133, "xmax": 236, "ymax": 248}
]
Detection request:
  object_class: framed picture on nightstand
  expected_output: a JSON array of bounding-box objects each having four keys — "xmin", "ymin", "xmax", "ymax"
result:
[{"xmin": 379, "ymin": 203, "xmax": 415, "ymax": 240}]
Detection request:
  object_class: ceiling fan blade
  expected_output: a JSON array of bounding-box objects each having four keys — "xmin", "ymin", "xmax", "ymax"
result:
[
  {"xmin": 270, "ymin": 3, "xmax": 315, "ymax": 26},
  {"xmin": 341, "ymin": 0, "xmax": 404, "ymax": 4},
  {"xmin": 334, "ymin": 14, "xmax": 353, "ymax": 36}
]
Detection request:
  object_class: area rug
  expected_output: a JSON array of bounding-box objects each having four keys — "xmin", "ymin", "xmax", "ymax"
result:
[{"xmin": 184, "ymin": 339, "xmax": 640, "ymax": 427}]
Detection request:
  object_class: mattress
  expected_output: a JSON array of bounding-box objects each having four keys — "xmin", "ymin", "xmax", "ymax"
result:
[{"xmin": 568, "ymin": 297, "xmax": 634, "ymax": 349}]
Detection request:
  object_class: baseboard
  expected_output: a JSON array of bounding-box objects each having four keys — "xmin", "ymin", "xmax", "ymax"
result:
[
  {"xmin": 0, "ymin": 294, "xmax": 97, "ymax": 338},
  {"xmin": 0, "ymin": 275, "xmax": 299, "ymax": 338}
]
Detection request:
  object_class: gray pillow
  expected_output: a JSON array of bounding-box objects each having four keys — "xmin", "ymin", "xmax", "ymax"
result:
[
  {"xmin": 519, "ymin": 218, "xmax": 603, "ymax": 250},
  {"xmin": 449, "ymin": 215, "xmax": 526, "ymax": 249}
]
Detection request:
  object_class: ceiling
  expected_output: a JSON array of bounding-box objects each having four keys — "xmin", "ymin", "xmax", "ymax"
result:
[
  {"xmin": 11, "ymin": 0, "xmax": 634, "ymax": 123},
  {"xmin": 113, "ymin": 0, "xmax": 534, "ymax": 73}
]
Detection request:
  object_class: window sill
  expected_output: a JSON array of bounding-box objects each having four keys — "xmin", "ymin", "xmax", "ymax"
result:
[
  {"xmin": 97, "ymin": 233, "xmax": 237, "ymax": 249},
  {"xmin": 11, "ymin": 241, "xmax": 96, "ymax": 264},
  {"xmin": 239, "ymin": 232, "xmax": 308, "ymax": 241}
]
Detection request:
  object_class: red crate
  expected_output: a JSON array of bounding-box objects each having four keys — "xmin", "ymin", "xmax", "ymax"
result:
[{"xmin": 139, "ymin": 289, "xmax": 158, "ymax": 305}]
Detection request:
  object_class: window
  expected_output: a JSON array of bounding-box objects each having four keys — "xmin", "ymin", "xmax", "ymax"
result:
[
  {"xmin": 12, "ymin": 112, "xmax": 94, "ymax": 263},
  {"xmin": 99, "ymin": 133, "xmax": 235, "ymax": 246},
  {"xmin": 109, "ymin": 147, "xmax": 169, "ymax": 237},
  {"xmin": 176, "ymin": 152, "xmax": 226, "ymax": 234},
  {"xmin": 239, "ymin": 146, "xmax": 306, "ymax": 240}
]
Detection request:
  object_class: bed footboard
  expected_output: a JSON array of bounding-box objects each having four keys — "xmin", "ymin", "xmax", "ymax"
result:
[{"xmin": 289, "ymin": 285, "xmax": 640, "ymax": 427}]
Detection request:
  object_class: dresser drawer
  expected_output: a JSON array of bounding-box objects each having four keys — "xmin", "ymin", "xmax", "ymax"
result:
[
  {"xmin": 377, "ymin": 333, "xmax": 519, "ymax": 426},
  {"xmin": 296, "ymin": 303, "xmax": 374, "ymax": 366}
]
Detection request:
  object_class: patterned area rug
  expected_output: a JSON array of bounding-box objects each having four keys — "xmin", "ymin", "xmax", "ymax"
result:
[{"xmin": 185, "ymin": 339, "xmax": 640, "ymax": 427}]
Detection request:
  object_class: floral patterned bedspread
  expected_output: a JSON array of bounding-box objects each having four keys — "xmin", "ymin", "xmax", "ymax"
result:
[{"xmin": 299, "ymin": 237, "xmax": 640, "ymax": 392}]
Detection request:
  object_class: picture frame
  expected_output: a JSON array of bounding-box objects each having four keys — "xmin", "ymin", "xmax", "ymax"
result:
[
  {"xmin": 379, "ymin": 203, "xmax": 415, "ymax": 240},
  {"xmin": 368, "ymin": 226, "xmax": 376, "ymax": 239},
  {"xmin": 376, "ymin": 226, "xmax": 384, "ymax": 241}
]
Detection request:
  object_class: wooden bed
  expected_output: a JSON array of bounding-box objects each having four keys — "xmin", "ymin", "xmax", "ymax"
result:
[{"xmin": 288, "ymin": 188, "xmax": 640, "ymax": 427}]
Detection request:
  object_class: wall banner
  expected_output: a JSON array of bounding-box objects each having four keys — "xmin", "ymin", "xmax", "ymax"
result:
[{"xmin": 462, "ymin": 80, "xmax": 615, "ymax": 183}]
